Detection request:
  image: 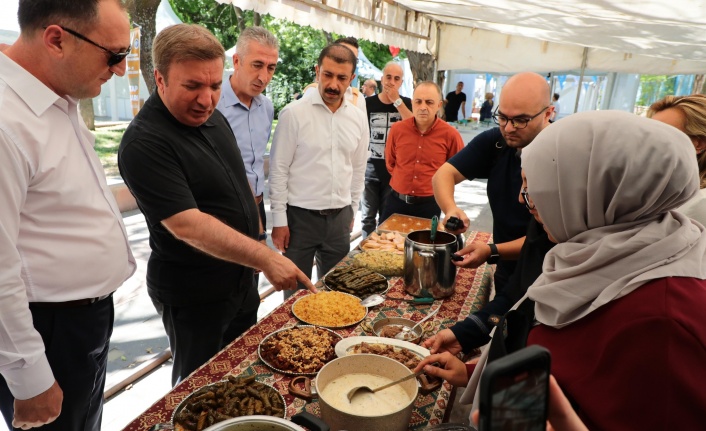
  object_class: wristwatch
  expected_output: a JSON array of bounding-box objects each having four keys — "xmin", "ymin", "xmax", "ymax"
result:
[
  {"xmin": 393, "ymin": 98, "xmax": 403, "ymax": 108},
  {"xmin": 487, "ymin": 243, "xmax": 500, "ymax": 264},
  {"xmin": 258, "ymin": 232, "xmax": 268, "ymax": 241}
]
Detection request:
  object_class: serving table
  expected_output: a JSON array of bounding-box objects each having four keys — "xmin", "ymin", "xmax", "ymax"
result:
[{"xmin": 122, "ymin": 220, "xmax": 493, "ymax": 431}]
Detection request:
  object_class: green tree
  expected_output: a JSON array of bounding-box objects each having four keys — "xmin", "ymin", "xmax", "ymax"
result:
[{"xmin": 637, "ymin": 75, "xmax": 676, "ymax": 106}]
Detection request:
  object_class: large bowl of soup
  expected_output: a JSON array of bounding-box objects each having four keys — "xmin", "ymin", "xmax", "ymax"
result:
[{"xmin": 315, "ymin": 353, "xmax": 418, "ymax": 431}]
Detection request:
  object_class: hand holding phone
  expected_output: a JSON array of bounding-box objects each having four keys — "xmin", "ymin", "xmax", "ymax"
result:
[{"xmin": 478, "ymin": 345, "xmax": 551, "ymax": 431}]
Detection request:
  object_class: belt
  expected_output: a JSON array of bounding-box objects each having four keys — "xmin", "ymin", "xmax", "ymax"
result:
[
  {"xmin": 29, "ymin": 293, "xmax": 113, "ymax": 309},
  {"xmin": 290, "ymin": 205, "xmax": 347, "ymax": 216},
  {"xmin": 392, "ymin": 191, "xmax": 436, "ymax": 204}
]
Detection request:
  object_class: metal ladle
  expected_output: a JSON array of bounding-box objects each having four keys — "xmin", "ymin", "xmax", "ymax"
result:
[
  {"xmin": 395, "ymin": 305, "xmax": 440, "ymax": 340},
  {"xmin": 347, "ymin": 368, "xmax": 425, "ymax": 402}
]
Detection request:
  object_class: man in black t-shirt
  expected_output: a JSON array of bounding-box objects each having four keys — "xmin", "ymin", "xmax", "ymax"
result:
[
  {"xmin": 433, "ymin": 72, "xmax": 554, "ymax": 296},
  {"xmin": 118, "ymin": 25, "xmax": 315, "ymax": 386},
  {"xmin": 361, "ymin": 62, "xmax": 413, "ymax": 236},
  {"xmin": 444, "ymin": 81, "xmax": 467, "ymax": 122}
]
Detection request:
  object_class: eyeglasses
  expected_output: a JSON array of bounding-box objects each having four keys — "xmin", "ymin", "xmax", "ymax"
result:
[
  {"xmin": 493, "ymin": 106, "xmax": 549, "ymax": 129},
  {"xmin": 58, "ymin": 26, "xmax": 131, "ymax": 66},
  {"xmin": 520, "ymin": 187, "xmax": 535, "ymax": 210}
]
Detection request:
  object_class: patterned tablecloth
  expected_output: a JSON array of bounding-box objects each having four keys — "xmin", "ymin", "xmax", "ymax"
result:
[{"xmin": 123, "ymin": 226, "xmax": 493, "ymax": 431}]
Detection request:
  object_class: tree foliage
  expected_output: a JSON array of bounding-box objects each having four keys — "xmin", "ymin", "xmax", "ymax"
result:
[{"xmin": 637, "ymin": 75, "xmax": 676, "ymax": 106}]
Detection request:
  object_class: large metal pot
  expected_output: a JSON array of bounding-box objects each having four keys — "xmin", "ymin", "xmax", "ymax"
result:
[
  {"xmin": 200, "ymin": 413, "xmax": 327, "ymax": 431},
  {"xmin": 315, "ymin": 354, "xmax": 418, "ymax": 431},
  {"xmin": 404, "ymin": 230, "xmax": 459, "ymax": 298}
]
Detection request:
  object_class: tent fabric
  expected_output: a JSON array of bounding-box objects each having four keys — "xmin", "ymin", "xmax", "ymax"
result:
[
  {"xmin": 216, "ymin": 0, "xmax": 437, "ymax": 56},
  {"xmin": 218, "ymin": 0, "xmax": 706, "ymax": 75}
]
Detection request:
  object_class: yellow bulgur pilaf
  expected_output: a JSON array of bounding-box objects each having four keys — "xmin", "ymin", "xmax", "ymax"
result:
[{"xmin": 293, "ymin": 291, "xmax": 366, "ymax": 327}]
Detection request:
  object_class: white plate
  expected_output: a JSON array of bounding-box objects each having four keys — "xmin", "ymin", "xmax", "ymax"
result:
[{"xmin": 335, "ymin": 336, "xmax": 430, "ymax": 359}]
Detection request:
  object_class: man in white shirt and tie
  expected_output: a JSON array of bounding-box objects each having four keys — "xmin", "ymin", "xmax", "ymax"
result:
[{"xmin": 270, "ymin": 43, "xmax": 369, "ymax": 297}]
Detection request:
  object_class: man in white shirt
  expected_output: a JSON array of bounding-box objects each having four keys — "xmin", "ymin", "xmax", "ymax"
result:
[
  {"xmin": 301, "ymin": 37, "xmax": 366, "ymax": 112},
  {"xmin": 0, "ymin": 0, "xmax": 136, "ymax": 429},
  {"xmin": 270, "ymin": 44, "xmax": 369, "ymax": 297}
]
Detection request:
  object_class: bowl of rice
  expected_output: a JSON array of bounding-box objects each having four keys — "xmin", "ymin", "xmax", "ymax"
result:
[{"xmin": 292, "ymin": 291, "xmax": 367, "ymax": 328}]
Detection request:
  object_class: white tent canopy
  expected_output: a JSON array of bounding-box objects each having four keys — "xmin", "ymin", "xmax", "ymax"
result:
[{"xmin": 217, "ymin": 0, "xmax": 706, "ymax": 75}]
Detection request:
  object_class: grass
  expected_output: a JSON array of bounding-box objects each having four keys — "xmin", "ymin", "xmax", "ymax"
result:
[
  {"xmin": 93, "ymin": 127, "xmax": 126, "ymax": 178},
  {"xmin": 92, "ymin": 119, "xmax": 278, "ymax": 179}
]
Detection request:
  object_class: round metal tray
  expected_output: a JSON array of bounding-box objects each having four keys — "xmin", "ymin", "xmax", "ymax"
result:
[
  {"xmin": 170, "ymin": 378, "xmax": 285, "ymax": 427},
  {"xmin": 321, "ymin": 266, "xmax": 390, "ymax": 298},
  {"xmin": 291, "ymin": 291, "xmax": 368, "ymax": 328},
  {"xmin": 257, "ymin": 325, "xmax": 342, "ymax": 376}
]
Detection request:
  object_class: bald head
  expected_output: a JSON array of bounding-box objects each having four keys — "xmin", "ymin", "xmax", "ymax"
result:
[
  {"xmin": 496, "ymin": 72, "xmax": 552, "ymax": 149},
  {"xmin": 362, "ymin": 78, "xmax": 377, "ymax": 96},
  {"xmin": 501, "ymin": 72, "xmax": 551, "ymax": 113},
  {"xmin": 380, "ymin": 61, "xmax": 404, "ymax": 100}
]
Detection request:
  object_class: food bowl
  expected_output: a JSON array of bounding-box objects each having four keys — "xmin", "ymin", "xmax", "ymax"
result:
[
  {"xmin": 315, "ymin": 354, "xmax": 418, "ymax": 431},
  {"xmin": 372, "ymin": 317, "xmax": 422, "ymax": 344}
]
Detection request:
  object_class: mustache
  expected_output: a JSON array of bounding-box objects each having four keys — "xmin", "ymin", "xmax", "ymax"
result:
[{"xmin": 324, "ymin": 88, "xmax": 340, "ymax": 96}]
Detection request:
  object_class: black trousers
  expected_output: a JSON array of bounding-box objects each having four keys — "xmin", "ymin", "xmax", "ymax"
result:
[
  {"xmin": 282, "ymin": 205, "xmax": 353, "ymax": 299},
  {"xmin": 152, "ymin": 285, "xmax": 260, "ymax": 386},
  {"xmin": 380, "ymin": 192, "xmax": 442, "ymax": 222},
  {"xmin": 0, "ymin": 296, "xmax": 114, "ymax": 431}
]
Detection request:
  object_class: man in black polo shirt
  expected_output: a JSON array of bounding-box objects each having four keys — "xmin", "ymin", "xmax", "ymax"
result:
[
  {"xmin": 118, "ymin": 24, "xmax": 315, "ymax": 386},
  {"xmin": 432, "ymin": 72, "xmax": 554, "ymax": 296}
]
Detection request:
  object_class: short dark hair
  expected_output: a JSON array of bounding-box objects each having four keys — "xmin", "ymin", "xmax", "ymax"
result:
[
  {"xmin": 317, "ymin": 43, "xmax": 357, "ymax": 75},
  {"xmin": 553, "ymin": 93, "xmax": 560, "ymax": 100},
  {"xmin": 17, "ymin": 0, "xmax": 121, "ymax": 33},
  {"xmin": 333, "ymin": 36, "xmax": 359, "ymax": 49}
]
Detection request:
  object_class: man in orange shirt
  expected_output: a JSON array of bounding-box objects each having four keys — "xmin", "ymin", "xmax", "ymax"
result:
[{"xmin": 383, "ymin": 81, "xmax": 465, "ymax": 220}]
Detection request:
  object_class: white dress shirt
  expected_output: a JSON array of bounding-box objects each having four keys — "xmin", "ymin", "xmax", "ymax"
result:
[
  {"xmin": 269, "ymin": 90, "xmax": 369, "ymax": 227},
  {"xmin": 0, "ymin": 53, "xmax": 136, "ymax": 399}
]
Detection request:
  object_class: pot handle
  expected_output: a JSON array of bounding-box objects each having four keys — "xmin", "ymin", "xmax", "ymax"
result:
[
  {"xmin": 289, "ymin": 376, "xmax": 315, "ymax": 401},
  {"xmin": 291, "ymin": 411, "xmax": 330, "ymax": 431}
]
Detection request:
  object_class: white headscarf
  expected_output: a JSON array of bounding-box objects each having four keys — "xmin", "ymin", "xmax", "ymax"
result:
[{"xmin": 522, "ymin": 110, "xmax": 706, "ymax": 328}]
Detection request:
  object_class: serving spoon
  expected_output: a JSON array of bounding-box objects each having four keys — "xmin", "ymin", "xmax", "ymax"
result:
[
  {"xmin": 360, "ymin": 293, "xmax": 385, "ymax": 307},
  {"xmin": 347, "ymin": 368, "xmax": 425, "ymax": 402},
  {"xmin": 395, "ymin": 305, "xmax": 440, "ymax": 340}
]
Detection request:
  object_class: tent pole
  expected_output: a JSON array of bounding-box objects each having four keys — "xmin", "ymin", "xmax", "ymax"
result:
[
  {"xmin": 432, "ymin": 22, "xmax": 441, "ymax": 85},
  {"xmin": 574, "ymin": 47, "xmax": 588, "ymax": 113}
]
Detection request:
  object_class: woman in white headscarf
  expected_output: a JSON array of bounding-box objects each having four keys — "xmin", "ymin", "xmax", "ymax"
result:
[
  {"xmin": 521, "ymin": 110, "xmax": 706, "ymax": 429},
  {"xmin": 418, "ymin": 111, "xmax": 706, "ymax": 430}
]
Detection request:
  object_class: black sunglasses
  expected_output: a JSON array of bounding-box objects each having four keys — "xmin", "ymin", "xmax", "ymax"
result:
[{"xmin": 58, "ymin": 26, "xmax": 131, "ymax": 67}]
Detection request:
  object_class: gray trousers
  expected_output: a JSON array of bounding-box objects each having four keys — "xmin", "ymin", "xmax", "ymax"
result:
[{"xmin": 283, "ymin": 205, "xmax": 353, "ymax": 298}]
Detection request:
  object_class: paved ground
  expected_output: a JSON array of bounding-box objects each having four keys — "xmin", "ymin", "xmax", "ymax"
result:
[{"xmin": 0, "ymin": 177, "xmax": 494, "ymax": 431}]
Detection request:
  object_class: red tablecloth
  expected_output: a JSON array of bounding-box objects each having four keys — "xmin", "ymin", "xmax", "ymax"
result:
[{"xmin": 123, "ymin": 229, "xmax": 493, "ymax": 431}]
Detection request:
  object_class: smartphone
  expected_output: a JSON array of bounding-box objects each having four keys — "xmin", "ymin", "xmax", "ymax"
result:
[{"xmin": 478, "ymin": 345, "xmax": 551, "ymax": 431}]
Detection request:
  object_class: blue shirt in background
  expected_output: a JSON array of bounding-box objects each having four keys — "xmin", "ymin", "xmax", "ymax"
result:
[{"xmin": 216, "ymin": 77, "xmax": 275, "ymax": 197}]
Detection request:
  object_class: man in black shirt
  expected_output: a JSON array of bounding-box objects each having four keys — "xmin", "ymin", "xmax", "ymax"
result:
[
  {"xmin": 361, "ymin": 62, "xmax": 413, "ymax": 236},
  {"xmin": 444, "ymin": 81, "xmax": 467, "ymax": 122},
  {"xmin": 118, "ymin": 24, "xmax": 314, "ymax": 386},
  {"xmin": 433, "ymin": 72, "xmax": 553, "ymax": 297}
]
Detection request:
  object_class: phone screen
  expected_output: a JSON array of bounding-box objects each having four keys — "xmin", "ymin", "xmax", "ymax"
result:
[{"xmin": 488, "ymin": 367, "xmax": 548, "ymax": 431}]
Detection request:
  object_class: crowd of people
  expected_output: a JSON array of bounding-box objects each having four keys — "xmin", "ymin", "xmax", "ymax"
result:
[{"xmin": 1, "ymin": 0, "xmax": 705, "ymax": 430}]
